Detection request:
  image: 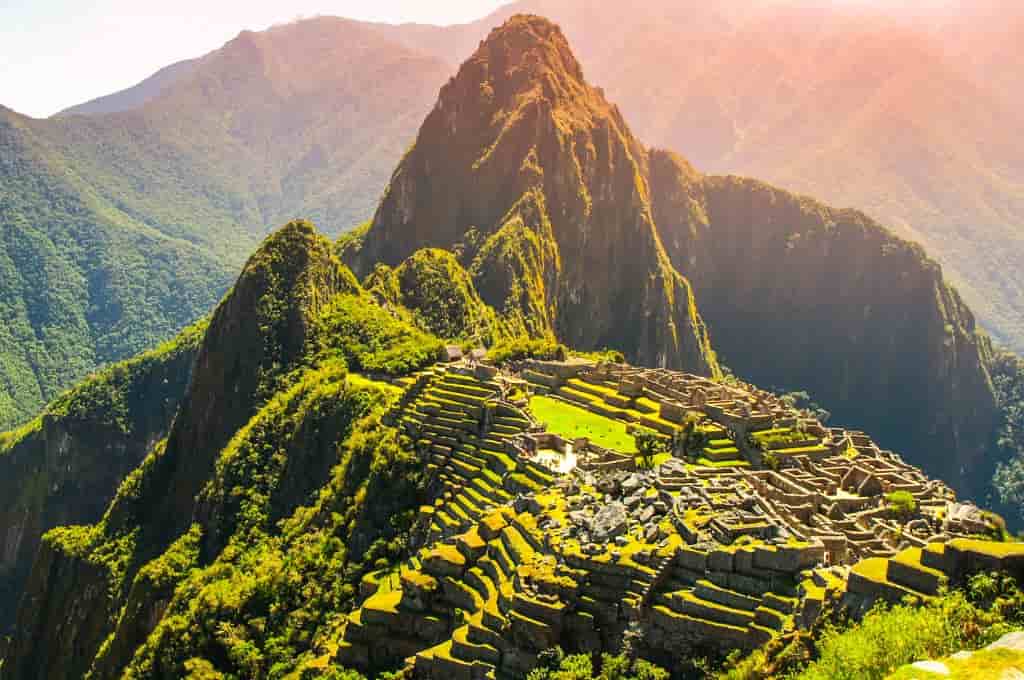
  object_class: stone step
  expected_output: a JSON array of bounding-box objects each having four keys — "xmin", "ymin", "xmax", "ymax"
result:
[
  {"xmin": 920, "ymin": 543, "xmax": 948, "ymax": 572},
  {"xmin": 694, "ymin": 580, "xmax": 761, "ymax": 612},
  {"xmin": 749, "ymin": 623, "xmax": 777, "ymax": 646},
  {"xmin": 754, "ymin": 605, "xmax": 787, "ymax": 631},
  {"xmin": 887, "ymin": 548, "xmax": 948, "ymax": 596},
  {"xmin": 429, "ymin": 387, "xmax": 489, "ymax": 407},
  {"xmin": 669, "ymin": 591, "xmax": 756, "ymax": 627},
  {"xmin": 763, "ymin": 592, "xmax": 798, "ymax": 615},
  {"xmin": 453, "ymin": 493, "xmax": 484, "ymax": 521}
]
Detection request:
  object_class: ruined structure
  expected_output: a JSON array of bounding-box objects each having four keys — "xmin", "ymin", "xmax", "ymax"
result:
[{"xmin": 338, "ymin": 359, "xmax": 1022, "ymax": 679}]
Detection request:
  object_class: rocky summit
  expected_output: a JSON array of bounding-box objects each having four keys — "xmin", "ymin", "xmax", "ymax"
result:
[{"xmin": 344, "ymin": 16, "xmax": 718, "ymax": 376}]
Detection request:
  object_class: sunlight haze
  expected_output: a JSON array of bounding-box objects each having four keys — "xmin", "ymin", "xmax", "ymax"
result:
[{"xmin": 0, "ymin": 0, "xmax": 507, "ymax": 118}]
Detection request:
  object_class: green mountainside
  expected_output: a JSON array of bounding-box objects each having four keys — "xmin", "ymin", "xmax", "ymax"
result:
[
  {"xmin": 0, "ymin": 214, "xmax": 1019, "ymax": 679},
  {"xmin": 0, "ymin": 321, "xmax": 205, "ymax": 633},
  {"xmin": 1, "ymin": 12, "xmax": 1023, "ymax": 679},
  {"xmin": 0, "ymin": 18, "xmax": 449, "ymax": 430}
]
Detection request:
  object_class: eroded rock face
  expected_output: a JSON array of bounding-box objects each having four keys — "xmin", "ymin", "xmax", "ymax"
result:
[{"xmin": 649, "ymin": 154, "xmax": 1000, "ymax": 498}]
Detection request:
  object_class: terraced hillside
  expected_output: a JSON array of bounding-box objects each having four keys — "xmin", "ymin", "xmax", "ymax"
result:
[{"xmin": 315, "ymin": 358, "xmax": 1024, "ymax": 678}]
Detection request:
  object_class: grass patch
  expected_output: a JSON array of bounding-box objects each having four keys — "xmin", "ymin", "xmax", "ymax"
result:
[{"xmin": 529, "ymin": 395, "xmax": 638, "ymax": 453}]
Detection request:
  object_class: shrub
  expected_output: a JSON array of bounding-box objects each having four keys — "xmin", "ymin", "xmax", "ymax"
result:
[
  {"xmin": 487, "ymin": 336, "xmax": 567, "ymax": 364},
  {"xmin": 885, "ymin": 490, "xmax": 918, "ymax": 516},
  {"xmin": 722, "ymin": 575, "xmax": 1024, "ymax": 680}
]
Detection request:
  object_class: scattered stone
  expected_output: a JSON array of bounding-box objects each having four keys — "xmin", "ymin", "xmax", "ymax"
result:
[
  {"xmin": 597, "ymin": 475, "xmax": 623, "ymax": 497},
  {"xmin": 645, "ymin": 524, "xmax": 659, "ymax": 543},
  {"xmin": 639, "ymin": 505, "xmax": 657, "ymax": 524},
  {"xmin": 659, "ymin": 458, "xmax": 688, "ymax": 477}
]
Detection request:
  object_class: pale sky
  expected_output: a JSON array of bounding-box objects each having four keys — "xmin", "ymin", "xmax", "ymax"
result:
[{"xmin": 0, "ymin": 0, "xmax": 508, "ymax": 118}]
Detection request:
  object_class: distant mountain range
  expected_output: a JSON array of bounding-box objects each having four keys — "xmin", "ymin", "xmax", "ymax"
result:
[{"xmin": 0, "ymin": 19, "xmax": 448, "ymax": 427}]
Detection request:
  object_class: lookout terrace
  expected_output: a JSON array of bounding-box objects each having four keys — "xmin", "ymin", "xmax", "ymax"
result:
[{"xmin": 332, "ymin": 358, "xmax": 1024, "ymax": 679}]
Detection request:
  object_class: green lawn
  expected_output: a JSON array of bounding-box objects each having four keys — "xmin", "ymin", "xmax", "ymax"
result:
[{"xmin": 529, "ymin": 396, "xmax": 638, "ymax": 453}]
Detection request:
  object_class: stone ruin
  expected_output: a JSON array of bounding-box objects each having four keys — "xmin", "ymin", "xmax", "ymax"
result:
[{"xmin": 336, "ymin": 359, "xmax": 1022, "ymax": 679}]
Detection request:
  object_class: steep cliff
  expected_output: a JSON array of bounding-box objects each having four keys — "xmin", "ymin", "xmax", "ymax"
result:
[
  {"xmin": 345, "ymin": 16, "xmax": 718, "ymax": 376},
  {"xmin": 0, "ymin": 321, "xmax": 203, "ymax": 632},
  {"xmin": 648, "ymin": 153, "xmax": 998, "ymax": 493}
]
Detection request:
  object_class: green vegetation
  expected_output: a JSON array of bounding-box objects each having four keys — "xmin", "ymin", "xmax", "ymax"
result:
[
  {"xmin": 121, "ymin": 387, "xmax": 420, "ymax": 679},
  {"xmin": 488, "ymin": 335, "xmax": 567, "ymax": 365},
  {"xmin": 528, "ymin": 649, "xmax": 668, "ymax": 680},
  {"xmin": 529, "ymin": 395, "xmax": 638, "ymax": 453},
  {"xmin": 631, "ymin": 426, "xmax": 670, "ymax": 469},
  {"xmin": 886, "ymin": 491, "xmax": 918, "ymax": 517},
  {"xmin": 313, "ymin": 294, "xmax": 444, "ymax": 376},
  {"xmin": 390, "ymin": 249, "xmax": 500, "ymax": 342},
  {"xmin": 991, "ymin": 350, "xmax": 1024, "ymax": 527},
  {"xmin": 720, "ymin": 573, "xmax": 1024, "ymax": 680},
  {"xmin": 39, "ymin": 318, "xmax": 207, "ymax": 434}
]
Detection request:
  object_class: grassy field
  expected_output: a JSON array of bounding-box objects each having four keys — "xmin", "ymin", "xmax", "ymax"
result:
[{"xmin": 529, "ymin": 395, "xmax": 638, "ymax": 453}]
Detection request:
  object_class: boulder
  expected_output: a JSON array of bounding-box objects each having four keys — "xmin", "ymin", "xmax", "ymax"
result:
[
  {"xmin": 659, "ymin": 458, "xmax": 688, "ymax": 477},
  {"xmin": 591, "ymin": 502, "xmax": 629, "ymax": 542},
  {"xmin": 622, "ymin": 474, "xmax": 643, "ymax": 495}
]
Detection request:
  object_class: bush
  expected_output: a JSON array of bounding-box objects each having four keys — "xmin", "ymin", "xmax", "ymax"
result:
[
  {"xmin": 314, "ymin": 294, "xmax": 444, "ymax": 376},
  {"xmin": 722, "ymin": 575, "xmax": 1024, "ymax": 680},
  {"xmin": 885, "ymin": 490, "xmax": 917, "ymax": 516},
  {"xmin": 487, "ymin": 336, "xmax": 567, "ymax": 365}
]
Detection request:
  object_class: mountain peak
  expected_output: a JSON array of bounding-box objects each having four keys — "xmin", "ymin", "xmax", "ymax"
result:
[
  {"xmin": 434, "ymin": 14, "xmax": 598, "ymax": 121},
  {"xmin": 345, "ymin": 14, "xmax": 717, "ymax": 375}
]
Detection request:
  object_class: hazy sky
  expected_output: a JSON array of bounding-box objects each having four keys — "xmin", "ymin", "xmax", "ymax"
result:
[{"xmin": 0, "ymin": 0, "xmax": 507, "ymax": 118}]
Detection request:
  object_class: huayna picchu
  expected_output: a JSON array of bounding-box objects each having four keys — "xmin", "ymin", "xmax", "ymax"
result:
[{"xmin": 2, "ymin": 13, "xmax": 1023, "ymax": 680}]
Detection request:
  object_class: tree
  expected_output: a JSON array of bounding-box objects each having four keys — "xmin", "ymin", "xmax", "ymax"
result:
[
  {"xmin": 631, "ymin": 426, "xmax": 669, "ymax": 468},
  {"xmin": 885, "ymin": 490, "xmax": 917, "ymax": 517}
]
